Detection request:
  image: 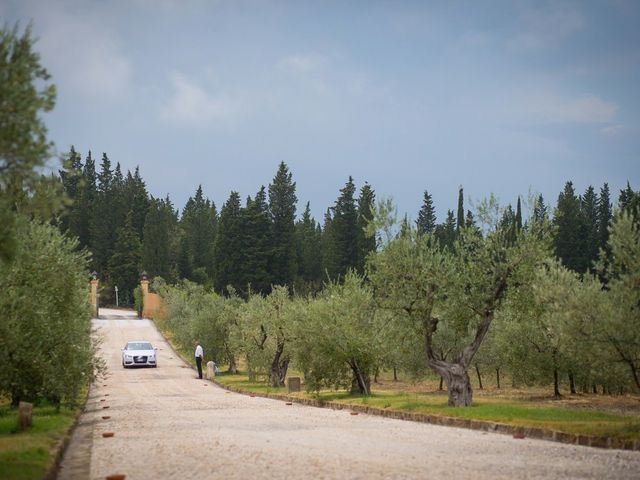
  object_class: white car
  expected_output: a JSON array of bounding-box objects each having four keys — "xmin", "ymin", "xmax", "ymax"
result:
[{"xmin": 121, "ymin": 341, "xmax": 158, "ymax": 368}]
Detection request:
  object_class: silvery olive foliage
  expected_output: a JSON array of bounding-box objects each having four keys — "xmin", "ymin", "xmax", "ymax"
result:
[
  {"xmin": 0, "ymin": 219, "xmax": 103, "ymax": 406},
  {"xmin": 294, "ymin": 272, "xmax": 391, "ymax": 395},
  {"xmin": 158, "ymin": 281, "xmax": 234, "ymax": 367},
  {"xmin": 235, "ymin": 286, "xmax": 297, "ymax": 386}
]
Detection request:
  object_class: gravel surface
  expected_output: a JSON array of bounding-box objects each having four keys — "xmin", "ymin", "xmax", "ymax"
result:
[{"xmin": 59, "ymin": 309, "xmax": 640, "ymax": 480}]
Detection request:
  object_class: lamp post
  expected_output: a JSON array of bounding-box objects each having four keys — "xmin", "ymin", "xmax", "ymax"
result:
[{"xmin": 114, "ymin": 286, "xmax": 119, "ymax": 307}]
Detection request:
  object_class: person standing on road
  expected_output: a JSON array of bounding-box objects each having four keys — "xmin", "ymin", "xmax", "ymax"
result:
[{"xmin": 195, "ymin": 341, "xmax": 204, "ymax": 379}]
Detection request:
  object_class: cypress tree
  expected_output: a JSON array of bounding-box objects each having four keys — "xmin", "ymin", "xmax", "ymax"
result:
[
  {"xmin": 435, "ymin": 210, "xmax": 456, "ymax": 250},
  {"xmin": 321, "ymin": 207, "xmax": 338, "ymax": 279},
  {"xmin": 108, "ymin": 211, "xmax": 142, "ymax": 305},
  {"xmin": 124, "ymin": 166, "xmax": 150, "ymax": 240},
  {"xmin": 465, "ymin": 210, "xmax": 481, "ymax": 237},
  {"xmin": 456, "ymin": 187, "xmax": 465, "ymax": 236},
  {"xmin": 75, "ymin": 151, "xmax": 97, "ymax": 250},
  {"xmin": 295, "ymin": 202, "xmax": 323, "ymax": 292},
  {"xmin": 111, "ymin": 162, "xmax": 127, "ymax": 235},
  {"xmin": 142, "ymin": 197, "xmax": 178, "ymax": 282},
  {"xmin": 213, "ymin": 191, "xmax": 243, "ymax": 293},
  {"xmin": 553, "ymin": 181, "xmax": 588, "ymax": 273},
  {"xmin": 238, "ymin": 187, "xmax": 272, "ymax": 295},
  {"xmin": 597, "ymin": 183, "xmax": 612, "ymax": 254},
  {"xmin": 180, "ymin": 185, "xmax": 216, "ymax": 282},
  {"xmin": 515, "ymin": 196, "xmax": 523, "ymax": 233},
  {"xmin": 533, "ymin": 194, "xmax": 548, "ymax": 225},
  {"xmin": 268, "ymin": 162, "xmax": 297, "ymax": 288},
  {"xmin": 177, "ymin": 234, "xmax": 192, "ymax": 281},
  {"xmin": 356, "ymin": 182, "xmax": 376, "ymax": 274},
  {"xmin": 581, "ymin": 186, "xmax": 599, "ymax": 271},
  {"xmin": 90, "ymin": 153, "xmax": 116, "ymax": 276},
  {"xmin": 500, "ymin": 204, "xmax": 516, "ymax": 244},
  {"xmin": 58, "ymin": 146, "xmax": 83, "ymax": 237},
  {"xmin": 207, "ymin": 201, "xmax": 218, "ymax": 279},
  {"xmin": 330, "ymin": 176, "xmax": 359, "ymax": 279},
  {"xmin": 416, "ymin": 190, "xmax": 437, "ymax": 235},
  {"xmin": 618, "ymin": 181, "xmax": 640, "ymax": 221}
]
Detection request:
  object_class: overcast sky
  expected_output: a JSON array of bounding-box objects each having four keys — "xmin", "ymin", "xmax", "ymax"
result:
[{"xmin": 3, "ymin": 0, "xmax": 639, "ymax": 221}]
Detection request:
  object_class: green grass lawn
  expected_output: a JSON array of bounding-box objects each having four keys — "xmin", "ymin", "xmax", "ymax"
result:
[
  {"xmin": 215, "ymin": 373, "xmax": 640, "ymax": 441},
  {"xmin": 0, "ymin": 401, "xmax": 79, "ymax": 480}
]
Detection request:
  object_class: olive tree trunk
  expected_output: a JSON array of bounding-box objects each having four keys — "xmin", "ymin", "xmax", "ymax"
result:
[
  {"xmin": 553, "ymin": 367, "xmax": 561, "ymax": 398},
  {"xmin": 568, "ymin": 372, "xmax": 576, "ymax": 394},
  {"xmin": 269, "ymin": 337, "xmax": 289, "ymax": 388},
  {"xmin": 349, "ymin": 359, "xmax": 371, "ymax": 395},
  {"xmin": 424, "ymin": 289, "xmax": 502, "ymax": 406},
  {"xmin": 227, "ymin": 356, "xmax": 238, "ymax": 374},
  {"xmin": 475, "ymin": 363, "xmax": 483, "ymax": 390}
]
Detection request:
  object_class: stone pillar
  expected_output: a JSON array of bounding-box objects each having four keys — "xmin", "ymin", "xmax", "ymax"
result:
[
  {"xmin": 206, "ymin": 361, "xmax": 216, "ymax": 380},
  {"xmin": 18, "ymin": 401, "xmax": 33, "ymax": 431},
  {"xmin": 140, "ymin": 271, "xmax": 149, "ymax": 318},
  {"xmin": 288, "ymin": 377, "xmax": 301, "ymax": 393},
  {"xmin": 89, "ymin": 271, "xmax": 99, "ymax": 318},
  {"xmin": 140, "ymin": 276, "xmax": 149, "ymax": 295}
]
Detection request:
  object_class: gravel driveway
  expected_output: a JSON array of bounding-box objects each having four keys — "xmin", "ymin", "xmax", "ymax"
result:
[{"xmin": 58, "ymin": 309, "xmax": 640, "ymax": 480}]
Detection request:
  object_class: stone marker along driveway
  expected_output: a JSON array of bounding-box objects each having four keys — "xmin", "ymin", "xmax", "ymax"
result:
[{"xmin": 59, "ymin": 309, "xmax": 640, "ymax": 480}]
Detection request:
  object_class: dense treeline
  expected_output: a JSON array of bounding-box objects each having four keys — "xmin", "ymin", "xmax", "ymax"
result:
[
  {"xmin": 58, "ymin": 143, "xmax": 638, "ymax": 308},
  {"xmin": 1, "ymin": 24, "xmax": 101, "ymax": 407},
  {"xmin": 58, "ymin": 154, "xmax": 380, "ymax": 302}
]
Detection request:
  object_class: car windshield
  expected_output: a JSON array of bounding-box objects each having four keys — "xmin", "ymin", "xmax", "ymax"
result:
[{"xmin": 127, "ymin": 342, "xmax": 153, "ymax": 350}]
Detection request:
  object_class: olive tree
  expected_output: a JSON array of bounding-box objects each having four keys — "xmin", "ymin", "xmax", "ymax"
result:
[
  {"xmin": 494, "ymin": 213, "xmax": 640, "ymax": 396},
  {"xmin": 159, "ymin": 280, "xmax": 202, "ymax": 350},
  {"xmin": 219, "ymin": 292, "xmax": 243, "ymax": 373},
  {"xmin": 495, "ymin": 260, "xmax": 600, "ymax": 396},
  {"xmin": 236, "ymin": 286, "xmax": 295, "ymax": 386},
  {"xmin": 294, "ymin": 272, "xmax": 390, "ymax": 395},
  {"xmin": 595, "ymin": 212, "xmax": 640, "ymax": 390},
  {"xmin": 368, "ymin": 200, "xmax": 547, "ymax": 406},
  {"xmin": 158, "ymin": 281, "xmax": 236, "ymax": 368},
  {"xmin": 0, "ymin": 219, "xmax": 102, "ymax": 406}
]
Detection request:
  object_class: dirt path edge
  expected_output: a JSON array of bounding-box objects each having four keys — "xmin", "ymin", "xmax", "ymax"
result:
[{"xmin": 43, "ymin": 386, "xmax": 92, "ymax": 480}]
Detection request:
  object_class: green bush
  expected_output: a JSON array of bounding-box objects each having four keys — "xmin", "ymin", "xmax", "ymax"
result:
[{"xmin": 133, "ymin": 286, "xmax": 143, "ymax": 318}]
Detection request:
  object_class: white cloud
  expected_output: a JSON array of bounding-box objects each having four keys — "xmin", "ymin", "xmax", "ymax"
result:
[
  {"xmin": 276, "ymin": 54, "xmax": 330, "ymax": 95},
  {"xmin": 278, "ymin": 54, "xmax": 327, "ymax": 75},
  {"xmin": 21, "ymin": 2, "xmax": 133, "ymax": 102},
  {"xmin": 160, "ymin": 73, "xmax": 244, "ymax": 127},
  {"xmin": 509, "ymin": 2, "xmax": 585, "ymax": 51},
  {"xmin": 524, "ymin": 93, "xmax": 618, "ymax": 124},
  {"xmin": 600, "ymin": 124, "xmax": 626, "ymax": 135}
]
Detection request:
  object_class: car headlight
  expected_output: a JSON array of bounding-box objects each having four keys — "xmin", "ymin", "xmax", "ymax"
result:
[{"xmin": 125, "ymin": 354, "xmax": 133, "ymax": 359}]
